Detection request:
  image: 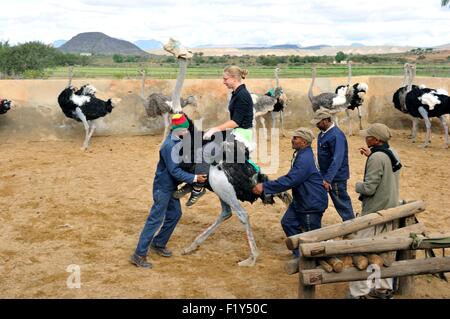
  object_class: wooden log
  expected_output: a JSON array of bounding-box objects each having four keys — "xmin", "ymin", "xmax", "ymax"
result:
[
  {"xmin": 284, "ymin": 257, "xmax": 300, "ymax": 275},
  {"xmin": 373, "ymin": 222, "xmax": 425, "ymax": 239},
  {"xmin": 301, "ymin": 256, "xmax": 450, "ymax": 286},
  {"xmin": 397, "ymin": 216, "xmax": 417, "ymax": 296},
  {"xmin": 341, "ymin": 255, "xmax": 354, "ymax": 268},
  {"xmin": 300, "ymin": 233, "xmax": 449, "ymax": 257},
  {"xmin": 286, "ymin": 201, "xmax": 425, "ymax": 250},
  {"xmin": 298, "ymin": 256, "xmax": 316, "ymax": 299},
  {"xmin": 368, "ymin": 254, "xmax": 384, "ymax": 268},
  {"xmin": 327, "ymin": 257, "xmax": 344, "ymax": 273},
  {"xmin": 380, "ymin": 251, "xmax": 396, "ymax": 267},
  {"xmin": 319, "ymin": 260, "xmax": 333, "ymax": 273},
  {"xmin": 352, "ymin": 255, "xmax": 369, "ymax": 270}
]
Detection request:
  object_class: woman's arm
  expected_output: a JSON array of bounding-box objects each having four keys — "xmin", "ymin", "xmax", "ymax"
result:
[{"xmin": 204, "ymin": 120, "xmax": 238, "ymax": 139}]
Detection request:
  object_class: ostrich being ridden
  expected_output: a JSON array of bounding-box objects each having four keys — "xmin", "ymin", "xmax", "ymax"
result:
[
  {"xmin": 140, "ymin": 69, "xmax": 198, "ymax": 142},
  {"xmin": 164, "ymin": 39, "xmax": 291, "ymax": 266},
  {"xmin": 252, "ymin": 67, "xmax": 288, "ymax": 136},
  {"xmin": 0, "ymin": 98, "xmax": 12, "ymax": 114},
  {"xmin": 334, "ymin": 61, "xmax": 369, "ymax": 135},
  {"xmin": 57, "ymin": 69, "xmax": 115, "ymax": 150}
]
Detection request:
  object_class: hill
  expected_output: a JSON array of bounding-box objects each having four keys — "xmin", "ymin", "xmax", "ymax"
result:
[{"xmin": 58, "ymin": 32, "xmax": 148, "ymax": 56}]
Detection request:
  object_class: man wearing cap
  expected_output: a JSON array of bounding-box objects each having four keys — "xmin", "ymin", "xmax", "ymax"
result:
[
  {"xmin": 348, "ymin": 123, "xmax": 402, "ymax": 299},
  {"xmin": 129, "ymin": 114, "xmax": 207, "ymax": 269},
  {"xmin": 252, "ymin": 127, "xmax": 328, "ymax": 257},
  {"xmin": 311, "ymin": 109, "xmax": 354, "ymax": 221}
]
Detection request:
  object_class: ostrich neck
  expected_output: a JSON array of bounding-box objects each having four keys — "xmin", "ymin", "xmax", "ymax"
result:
[
  {"xmin": 308, "ymin": 69, "xmax": 316, "ymax": 102},
  {"xmin": 403, "ymin": 65, "xmax": 409, "ymax": 87},
  {"xmin": 347, "ymin": 63, "xmax": 352, "ymax": 86},
  {"xmin": 275, "ymin": 69, "xmax": 279, "ymax": 88},
  {"xmin": 171, "ymin": 58, "xmax": 187, "ymax": 113},
  {"xmin": 140, "ymin": 70, "xmax": 146, "ymax": 100}
]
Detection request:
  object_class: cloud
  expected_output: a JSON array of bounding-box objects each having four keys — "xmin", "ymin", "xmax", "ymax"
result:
[{"xmin": 0, "ymin": 0, "xmax": 449, "ymax": 47}]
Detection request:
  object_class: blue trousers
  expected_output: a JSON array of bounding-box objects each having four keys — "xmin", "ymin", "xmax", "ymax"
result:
[
  {"xmin": 135, "ymin": 189, "xmax": 182, "ymax": 256},
  {"xmin": 281, "ymin": 204, "xmax": 323, "ymax": 257},
  {"xmin": 329, "ymin": 181, "xmax": 354, "ymax": 221}
]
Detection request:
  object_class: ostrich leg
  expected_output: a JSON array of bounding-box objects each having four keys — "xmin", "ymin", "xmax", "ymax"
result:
[
  {"xmin": 418, "ymin": 107, "xmax": 431, "ymax": 148},
  {"xmin": 345, "ymin": 108, "xmax": 353, "ymax": 136},
  {"xmin": 357, "ymin": 105, "xmax": 363, "ymax": 130},
  {"xmin": 162, "ymin": 113, "xmax": 170, "ymax": 143},
  {"xmin": 410, "ymin": 117, "xmax": 419, "ymax": 142},
  {"xmin": 439, "ymin": 115, "xmax": 449, "ymax": 149},
  {"xmin": 233, "ymin": 203, "xmax": 260, "ymax": 267},
  {"xmin": 280, "ymin": 110, "xmax": 286, "ymax": 137},
  {"xmin": 86, "ymin": 120, "xmax": 97, "ymax": 148},
  {"xmin": 75, "ymin": 107, "xmax": 90, "ymax": 151},
  {"xmin": 182, "ymin": 199, "xmax": 233, "ymax": 255}
]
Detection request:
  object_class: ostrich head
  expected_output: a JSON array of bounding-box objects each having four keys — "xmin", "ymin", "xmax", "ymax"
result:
[{"xmin": 182, "ymin": 95, "xmax": 198, "ymax": 108}]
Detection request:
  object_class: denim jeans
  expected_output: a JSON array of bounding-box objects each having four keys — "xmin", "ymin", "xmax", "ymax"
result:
[
  {"xmin": 135, "ymin": 189, "xmax": 182, "ymax": 256},
  {"xmin": 281, "ymin": 204, "xmax": 323, "ymax": 257},
  {"xmin": 329, "ymin": 180, "xmax": 355, "ymax": 221}
]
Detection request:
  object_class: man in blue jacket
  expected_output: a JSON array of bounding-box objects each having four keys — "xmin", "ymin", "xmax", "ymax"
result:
[
  {"xmin": 252, "ymin": 127, "xmax": 328, "ymax": 257},
  {"xmin": 129, "ymin": 114, "xmax": 207, "ymax": 269},
  {"xmin": 311, "ymin": 109, "xmax": 355, "ymax": 221}
]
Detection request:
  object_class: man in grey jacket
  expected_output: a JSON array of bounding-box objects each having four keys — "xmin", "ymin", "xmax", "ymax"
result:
[{"xmin": 349, "ymin": 123, "xmax": 402, "ymax": 299}]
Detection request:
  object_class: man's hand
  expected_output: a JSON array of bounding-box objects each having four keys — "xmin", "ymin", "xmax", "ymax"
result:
[
  {"xmin": 359, "ymin": 146, "xmax": 371, "ymax": 157},
  {"xmin": 203, "ymin": 127, "xmax": 220, "ymax": 140},
  {"xmin": 252, "ymin": 183, "xmax": 264, "ymax": 195},
  {"xmin": 323, "ymin": 180, "xmax": 332, "ymax": 191},
  {"xmin": 196, "ymin": 174, "xmax": 208, "ymax": 184}
]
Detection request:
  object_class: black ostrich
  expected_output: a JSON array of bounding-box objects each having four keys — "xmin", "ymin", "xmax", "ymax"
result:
[
  {"xmin": 0, "ymin": 98, "xmax": 12, "ymax": 114},
  {"xmin": 334, "ymin": 61, "xmax": 369, "ymax": 135},
  {"xmin": 57, "ymin": 83, "xmax": 114, "ymax": 150}
]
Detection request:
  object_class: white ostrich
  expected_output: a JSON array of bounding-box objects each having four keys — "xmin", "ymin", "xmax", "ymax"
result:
[
  {"xmin": 164, "ymin": 39, "xmax": 292, "ymax": 266},
  {"xmin": 140, "ymin": 68, "xmax": 198, "ymax": 141},
  {"xmin": 252, "ymin": 67, "xmax": 288, "ymax": 136}
]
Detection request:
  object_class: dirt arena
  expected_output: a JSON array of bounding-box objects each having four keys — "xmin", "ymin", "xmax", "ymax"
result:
[{"xmin": 1, "ymin": 129, "xmax": 449, "ymax": 298}]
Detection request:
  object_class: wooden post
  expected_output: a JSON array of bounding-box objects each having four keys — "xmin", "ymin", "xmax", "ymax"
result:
[
  {"xmin": 397, "ymin": 216, "xmax": 417, "ymax": 296},
  {"xmin": 298, "ymin": 256, "xmax": 316, "ymax": 299},
  {"xmin": 286, "ymin": 201, "xmax": 425, "ymax": 250},
  {"xmin": 301, "ymin": 257, "xmax": 450, "ymax": 286}
]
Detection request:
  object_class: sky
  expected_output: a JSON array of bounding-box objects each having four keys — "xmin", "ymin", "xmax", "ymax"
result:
[{"xmin": 1, "ymin": 0, "xmax": 449, "ymax": 47}]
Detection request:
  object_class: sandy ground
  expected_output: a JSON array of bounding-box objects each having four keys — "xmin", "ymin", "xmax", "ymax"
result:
[{"xmin": 0, "ymin": 129, "xmax": 449, "ymax": 299}]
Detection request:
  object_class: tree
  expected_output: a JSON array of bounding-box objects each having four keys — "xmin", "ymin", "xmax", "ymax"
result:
[
  {"xmin": 442, "ymin": 0, "xmax": 449, "ymax": 6},
  {"xmin": 335, "ymin": 51, "xmax": 347, "ymax": 63}
]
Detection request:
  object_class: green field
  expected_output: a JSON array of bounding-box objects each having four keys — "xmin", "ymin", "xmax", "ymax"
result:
[{"xmin": 47, "ymin": 64, "xmax": 450, "ymax": 79}]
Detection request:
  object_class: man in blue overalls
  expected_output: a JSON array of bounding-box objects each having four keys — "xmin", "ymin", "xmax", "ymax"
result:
[
  {"xmin": 129, "ymin": 114, "xmax": 207, "ymax": 268},
  {"xmin": 252, "ymin": 127, "xmax": 328, "ymax": 257}
]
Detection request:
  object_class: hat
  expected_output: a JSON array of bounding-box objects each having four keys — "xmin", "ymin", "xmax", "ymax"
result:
[
  {"xmin": 171, "ymin": 113, "xmax": 189, "ymax": 131},
  {"xmin": 292, "ymin": 127, "xmax": 315, "ymax": 144},
  {"xmin": 360, "ymin": 123, "xmax": 392, "ymax": 142},
  {"xmin": 310, "ymin": 109, "xmax": 333, "ymax": 125}
]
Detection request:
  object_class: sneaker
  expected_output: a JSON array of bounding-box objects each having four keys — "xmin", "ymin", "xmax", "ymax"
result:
[
  {"xmin": 186, "ymin": 188, "xmax": 206, "ymax": 207},
  {"xmin": 150, "ymin": 244, "xmax": 173, "ymax": 257},
  {"xmin": 173, "ymin": 184, "xmax": 193, "ymax": 199},
  {"xmin": 129, "ymin": 253, "xmax": 152, "ymax": 268}
]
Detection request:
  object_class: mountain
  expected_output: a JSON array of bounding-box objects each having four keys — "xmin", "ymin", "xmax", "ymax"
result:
[
  {"xmin": 300, "ymin": 45, "xmax": 331, "ymax": 50},
  {"xmin": 53, "ymin": 40, "xmax": 67, "ymax": 48},
  {"xmin": 242, "ymin": 44, "xmax": 301, "ymax": 50},
  {"xmin": 58, "ymin": 32, "xmax": 148, "ymax": 56},
  {"xmin": 351, "ymin": 43, "xmax": 365, "ymax": 47},
  {"xmin": 134, "ymin": 39, "xmax": 163, "ymax": 50},
  {"xmin": 434, "ymin": 43, "xmax": 450, "ymax": 50}
]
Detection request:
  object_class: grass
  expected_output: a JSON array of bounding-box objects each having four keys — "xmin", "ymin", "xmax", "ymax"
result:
[{"xmin": 46, "ymin": 64, "xmax": 450, "ymax": 79}]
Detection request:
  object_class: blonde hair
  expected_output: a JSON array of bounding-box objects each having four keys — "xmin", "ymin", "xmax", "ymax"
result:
[{"xmin": 223, "ymin": 66, "xmax": 249, "ymax": 80}]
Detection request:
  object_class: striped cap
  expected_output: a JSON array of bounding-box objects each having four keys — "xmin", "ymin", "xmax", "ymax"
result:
[{"xmin": 171, "ymin": 113, "xmax": 189, "ymax": 131}]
